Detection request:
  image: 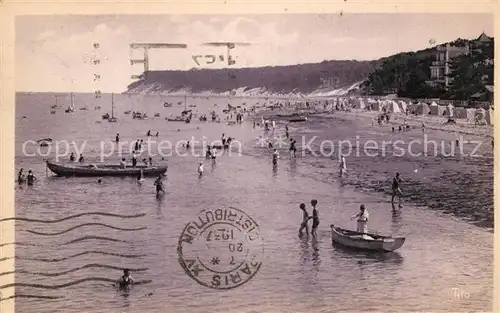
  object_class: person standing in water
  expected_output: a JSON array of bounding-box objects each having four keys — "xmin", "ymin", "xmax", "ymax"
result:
[
  {"xmin": 118, "ymin": 269, "xmax": 135, "ymax": 289},
  {"xmin": 211, "ymin": 147, "xmax": 217, "ymax": 165},
  {"xmin": 137, "ymin": 169, "xmax": 144, "ymax": 184},
  {"xmin": 17, "ymin": 168, "xmax": 25, "ymax": 184},
  {"xmin": 351, "ymin": 205, "xmax": 369, "ymax": 234},
  {"xmin": 26, "ymin": 170, "xmax": 36, "ymax": 186},
  {"xmin": 298, "ymin": 203, "xmax": 310, "ymax": 236},
  {"xmin": 339, "ymin": 156, "xmax": 347, "ymax": 178},
  {"xmin": 391, "ymin": 172, "xmax": 403, "ymax": 206},
  {"xmin": 198, "ymin": 161, "xmax": 204, "ymax": 177},
  {"xmin": 289, "ymin": 138, "xmax": 297, "ymax": 159},
  {"xmin": 115, "ymin": 133, "xmax": 120, "ymax": 143},
  {"xmin": 272, "ymin": 148, "xmax": 279, "ymax": 166},
  {"xmin": 153, "ymin": 175, "xmax": 164, "ymax": 195},
  {"xmin": 311, "ymin": 199, "xmax": 319, "ymax": 238}
]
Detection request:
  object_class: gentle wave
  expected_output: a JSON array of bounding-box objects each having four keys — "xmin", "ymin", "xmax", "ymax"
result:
[
  {"xmin": 0, "ymin": 236, "xmax": 135, "ymax": 248},
  {"xmin": 0, "ymin": 251, "xmax": 146, "ymax": 263},
  {"xmin": 0, "ymin": 264, "xmax": 149, "ymax": 277},
  {"xmin": 0, "ymin": 278, "xmax": 153, "ymax": 290},
  {"xmin": 26, "ymin": 223, "xmax": 147, "ymax": 236},
  {"xmin": 0, "ymin": 212, "xmax": 146, "ymax": 223},
  {"xmin": 0, "ymin": 294, "xmax": 64, "ymax": 301}
]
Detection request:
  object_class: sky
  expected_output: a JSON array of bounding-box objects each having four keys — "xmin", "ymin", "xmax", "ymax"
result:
[{"xmin": 15, "ymin": 14, "xmax": 493, "ymax": 93}]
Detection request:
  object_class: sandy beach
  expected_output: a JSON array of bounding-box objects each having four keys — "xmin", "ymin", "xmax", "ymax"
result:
[{"xmin": 259, "ymin": 104, "xmax": 494, "ymax": 228}]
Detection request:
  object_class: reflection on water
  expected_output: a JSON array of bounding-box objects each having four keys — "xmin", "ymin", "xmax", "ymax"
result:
[{"xmin": 4, "ymin": 94, "xmax": 493, "ymax": 313}]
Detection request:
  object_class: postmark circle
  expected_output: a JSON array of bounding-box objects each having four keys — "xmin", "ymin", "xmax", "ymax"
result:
[{"xmin": 177, "ymin": 207, "xmax": 264, "ymax": 290}]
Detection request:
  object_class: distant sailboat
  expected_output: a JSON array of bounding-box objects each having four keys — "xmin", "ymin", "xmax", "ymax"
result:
[
  {"xmin": 65, "ymin": 93, "xmax": 76, "ymax": 113},
  {"xmin": 108, "ymin": 93, "xmax": 118, "ymax": 122}
]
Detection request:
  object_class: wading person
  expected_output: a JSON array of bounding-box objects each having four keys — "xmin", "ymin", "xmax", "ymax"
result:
[
  {"xmin": 339, "ymin": 156, "xmax": 348, "ymax": 178},
  {"xmin": 289, "ymin": 138, "xmax": 297, "ymax": 159},
  {"xmin": 272, "ymin": 148, "xmax": 279, "ymax": 166},
  {"xmin": 311, "ymin": 199, "xmax": 319, "ymax": 238},
  {"xmin": 26, "ymin": 170, "xmax": 36, "ymax": 186},
  {"xmin": 118, "ymin": 269, "xmax": 135, "ymax": 289},
  {"xmin": 153, "ymin": 175, "xmax": 164, "ymax": 195},
  {"xmin": 17, "ymin": 168, "xmax": 25, "ymax": 184},
  {"xmin": 391, "ymin": 172, "xmax": 403, "ymax": 206},
  {"xmin": 198, "ymin": 161, "xmax": 204, "ymax": 177},
  {"xmin": 298, "ymin": 203, "xmax": 310, "ymax": 236}
]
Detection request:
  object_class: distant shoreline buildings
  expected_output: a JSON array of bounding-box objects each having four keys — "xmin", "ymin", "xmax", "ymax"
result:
[{"xmin": 427, "ymin": 32, "xmax": 493, "ymax": 89}]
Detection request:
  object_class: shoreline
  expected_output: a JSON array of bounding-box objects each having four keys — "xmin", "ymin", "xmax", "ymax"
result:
[{"xmin": 256, "ymin": 107, "xmax": 493, "ymax": 229}]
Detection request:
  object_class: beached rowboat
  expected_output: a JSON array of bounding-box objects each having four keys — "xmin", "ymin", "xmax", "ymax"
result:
[
  {"xmin": 46, "ymin": 161, "xmax": 168, "ymax": 177},
  {"xmin": 330, "ymin": 224, "xmax": 405, "ymax": 252},
  {"xmin": 288, "ymin": 117, "xmax": 307, "ymax": 122}
]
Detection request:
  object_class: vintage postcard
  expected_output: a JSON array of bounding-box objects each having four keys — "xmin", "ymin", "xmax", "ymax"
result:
[{"xmin": 0, "ymin": 2, "xmax": 497, "ymax": 313}]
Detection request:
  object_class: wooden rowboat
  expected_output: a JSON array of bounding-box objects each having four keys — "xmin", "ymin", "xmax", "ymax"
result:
[
  {"xmin": 330, "ymin": 224, "xmax": 405, "ymax": 252},
  {"xmin": 46, "ymin": 161, "xmax": 168, "ymax": 177},
  {"xmin": 288, "ymin": 117, "xmax": 307, "ymax": 122}
]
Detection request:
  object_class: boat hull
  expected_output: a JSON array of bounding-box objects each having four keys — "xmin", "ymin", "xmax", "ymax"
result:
[
  {"xmin": 46, "ymin": 161, "xmax": 168, "ymax": 177},
  {"xmin": 330, "ymin": 225, "xmax": 405, "ymax": 252}
]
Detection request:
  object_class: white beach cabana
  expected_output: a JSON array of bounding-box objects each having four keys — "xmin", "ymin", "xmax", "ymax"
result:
[
  {"xmin": 429, "ymin": 102, "xmax": 439, "ymax": 115},
  {"xmin": 387, "ymin": 100, "xmax": 401, "ymax": 113},
  {"xmin": 446, "ymin": 103, "xmax": 454, "ymax": 117},
  {"xmin": 398, "ymin": 100, "xmax": 408, "ymax": 113},
  {"xmin": 371, "ymin": 100, "xmax": 382, "ymax": 112},
  {"xmin": 484, "ymin": 108, "xmax": 494, "ymax": 125},
  {"xmin": 416, "ymin": 102, "xmax": 430, "ymax": 115},
  {"xmin": 454, "ymin": 107, "xmax": 467, "ymax": 119}
]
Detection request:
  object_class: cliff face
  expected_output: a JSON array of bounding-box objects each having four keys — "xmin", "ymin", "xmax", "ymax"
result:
[{"xmin": 125, "ymin": 60, "xmax": 380, "ymax": 97}]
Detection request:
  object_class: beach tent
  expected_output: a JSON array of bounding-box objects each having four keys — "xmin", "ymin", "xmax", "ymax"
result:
[
  {"xmin": 429, "ymin": 102, "xmax": 439, "ymax": 115},
  {"xmin": 466, "ymin": 108, "xmax": 476, "ymax": 122},
  {"xmin": 454, "ymin": 107, "xmax": 467, "ymax": 119},
  {"xmin": 416, "ymin": 102, "xmax": 430, "ymax": 115},
  {"xmin": 354, "ymin": 100, "xmax": 366, "ymax": 110},
  {"xmin": 446, "ymin": 103, "xmax": 454, "ymax": 117},
  {"xmin": 371, "ymin": 100, "xmax": 382, "ymax": 112},
  {"xmin": 387, "ymin": 101, "xmax": 401, "ymax": 113},
  {"xmin": 484, "ymin": 108, "xmax": 494, "ymax": 125},
  {"xmin": 398, "ymin": 101, "xmax": 408, "ymax": 113}
]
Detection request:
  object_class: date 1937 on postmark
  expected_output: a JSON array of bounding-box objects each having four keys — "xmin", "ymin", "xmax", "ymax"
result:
[{"xmin": 177, "ymin": 207, "xmax": 264, "ymax": 290}]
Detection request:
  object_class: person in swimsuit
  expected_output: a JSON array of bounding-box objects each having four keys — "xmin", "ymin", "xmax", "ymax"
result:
[
  {"xmin": 272, "ymin": 148, "xmax": 279, "ymax": 166},
  {"xmin": 69, "ymin": 152, "xmax": 75, "ymax": 161},
  {"xmin": 153, "ymin": 175, "xmax": 164, "ymax": 195},
  {"xmin": 391, "ymin": 172, "xmax": 403, "ymax": 206},
  {"xmin": 311, "ymin": 199, "xmax": 319, "ymax": 238},
  {"xmin": 289, "ymin": 138, "xmax": 297, "ymax": 159},
  {"xmin": 198, "ymin": 161, "xmax": 204, "ymax": 176},
  {"xmin": 339, "ymin": 156, "xmax": 347, "ymax": 178},
  {"xmin": 115, "ymin": 133, "xmax": 120, "ymax": 143},
  {"xmin": 211, "ymin": 148, "xmax": 217, "ymax": 165},
  {"xmin": 17, "ymin": 168, "xmax": 25, "ymax": 184},
  {"xmin": 118, "ymin": 269, "xmax": 135, "ymax": 289},
  {"xmin": 78, "ymin": 154, "xmax": 84, "ymax": 163},
  {"xmin": 298, "ymin": 203, "xmax": 310, "ymax": 236},
  {"xmin": 26, "ymin": 170, "xmax": 36, "ymax": 186}
]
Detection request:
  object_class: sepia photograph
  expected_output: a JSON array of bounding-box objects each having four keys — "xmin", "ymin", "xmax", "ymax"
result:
[{"xmin": 0, "ymin": 10, "xmax": 495, "ymax": 313}]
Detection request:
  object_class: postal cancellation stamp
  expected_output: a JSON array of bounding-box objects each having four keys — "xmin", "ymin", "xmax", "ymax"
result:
[{"xmin": 177, "ymin": 207, "xmax": 264, "ymax": 290}]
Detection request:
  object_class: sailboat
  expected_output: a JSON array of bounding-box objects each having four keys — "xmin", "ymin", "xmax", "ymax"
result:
[
  {"xmin": 65, "ymin": 93, "xmax": 76, "ymax": 113},
  {"xmin": 51, "ymin": 95, "xmax": 59, "ymax": 109},
  {"xmin": 108, "ymin": 93, "xmax": 118, "ymax": 122}
]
